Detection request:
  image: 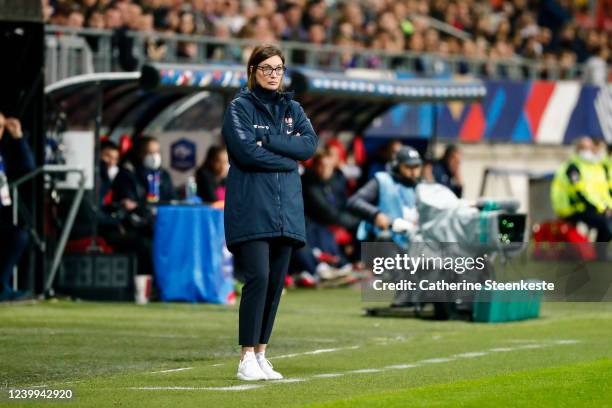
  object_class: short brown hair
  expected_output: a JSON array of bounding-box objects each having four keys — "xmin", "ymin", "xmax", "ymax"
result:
[{"xmin": 246, "ymin": 44, "xmax": 286, "ymax": 91}]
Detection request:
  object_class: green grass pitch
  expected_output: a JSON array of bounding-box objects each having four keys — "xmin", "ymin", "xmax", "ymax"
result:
[{"xmin": 1, "ymin": 287, "xmax": 611, "ymax": 407}]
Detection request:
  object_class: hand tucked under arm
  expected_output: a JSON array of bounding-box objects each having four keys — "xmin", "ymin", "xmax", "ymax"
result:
[{"xmin": 261, "ymin": 104, "xmax": 318, "ymax": 161}]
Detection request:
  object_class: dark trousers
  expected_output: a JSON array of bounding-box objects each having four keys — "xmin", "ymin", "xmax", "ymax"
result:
[
  {"xmin": 234, "ymin": 238, "xmax": 293, "ymax": 346},
  {"xmin": 0, "ymin": 218, "xmax": 29, "ymax": 292},
  {"xmin": 567, "ymin": 211, "xmax": 612, "ymax": 242},
  {"xmin": 101, "ymin": 227, "xmax": 154, "ymax": 276}
]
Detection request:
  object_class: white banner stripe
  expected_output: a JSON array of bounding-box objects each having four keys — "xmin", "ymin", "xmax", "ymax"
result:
[{"xmin": 536, "ymin": 82, "xmax": 581, "ymax": 144}]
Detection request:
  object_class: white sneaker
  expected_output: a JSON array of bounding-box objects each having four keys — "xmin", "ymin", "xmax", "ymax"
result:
[
  {"xmin": 237, "ymin": 351, "xmax": 267, "ymax": 381},
  {"xmin": 255, "ymin": 352, "xmax": 283, "ymax": 380},
  {"xmin": 317, "ymin": 263, "xmax": 353, "ymax": 280}
]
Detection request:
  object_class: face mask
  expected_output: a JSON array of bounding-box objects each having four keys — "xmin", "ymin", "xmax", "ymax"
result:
[
  {"xmin": 143, "ymin": 153, "xmax": 162, "ymax": 170},
  {"xmin": 578, "ymin": 149, "xmax": 596, "ymax": 163},
  {"xmin": 594, "ymin": 150, "xmax": 606, "ymax": 162},
  {"xmin": 107, "ymin": 165, "xmax": 119, "ymax": 181}
]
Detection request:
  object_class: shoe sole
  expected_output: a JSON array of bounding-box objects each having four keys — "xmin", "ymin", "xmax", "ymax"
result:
[{"xmin": 236, "ymin": 372, "xmax": 267, "ymax": 381}]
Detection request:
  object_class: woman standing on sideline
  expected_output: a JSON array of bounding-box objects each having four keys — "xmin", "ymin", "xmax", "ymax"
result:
[{"xmin": 222, "ymin": 44, "xmax": 318, "ymax": 381}]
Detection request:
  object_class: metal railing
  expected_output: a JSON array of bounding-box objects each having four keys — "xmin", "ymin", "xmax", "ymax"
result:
[
  {"xmin": 10, "ymin": 165, "xmax": 86, "ymax": 295},
  {"xmin": 44, "ymin": 25, "xmax": 595, "ymax": 84}
]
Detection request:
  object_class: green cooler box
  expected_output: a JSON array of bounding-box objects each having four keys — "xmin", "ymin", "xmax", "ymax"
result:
[{"xmin": 472, "ymin": 282, "xmax": 543, "ymax": 323}]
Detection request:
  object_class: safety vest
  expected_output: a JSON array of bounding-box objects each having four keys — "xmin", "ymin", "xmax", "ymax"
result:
[
  {"xmin": 356, "ymin": 171, "xmax": 416, "ymax": 248},
  {"xmin": 551, "ymin": 155, "xmax": 610, "ymax": 217},
  {"xmin": 605, "ymin": 157, "xmax": 612, "ymax": 195}
]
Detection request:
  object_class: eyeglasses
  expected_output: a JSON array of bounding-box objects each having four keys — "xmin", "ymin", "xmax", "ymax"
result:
[{"xmin": 256, "ymin": 65, "xmax": 285, "ymax": 76}]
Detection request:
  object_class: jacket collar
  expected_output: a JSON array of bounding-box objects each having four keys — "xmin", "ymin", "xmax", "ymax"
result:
[{"xmin": 238, "ymin": 86, "xmax": 294, "ymax": 105}]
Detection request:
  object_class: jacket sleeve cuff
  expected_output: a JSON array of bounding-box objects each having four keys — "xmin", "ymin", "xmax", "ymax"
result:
[{"xmin": 260, "ymin": 131, "xmax": 271, "ymax": 145}]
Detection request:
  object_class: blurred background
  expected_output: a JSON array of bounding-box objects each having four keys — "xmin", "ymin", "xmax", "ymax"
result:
[{"xmin": 0, "ymin": 0, "xmax": 610, "ymax": 304}]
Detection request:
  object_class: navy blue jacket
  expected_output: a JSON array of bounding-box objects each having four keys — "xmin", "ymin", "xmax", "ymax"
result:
[
  {"xmin": 0, "ymin": 134, "xmax": 36, "ymax": 221},
  {"xmin": 222, "ymin": 86, "xmax": 318, "ymax": 251}
]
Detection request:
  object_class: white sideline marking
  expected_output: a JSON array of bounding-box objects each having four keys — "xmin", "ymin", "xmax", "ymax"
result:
[
  {"xmin": 489, "ymin": 347, "xmax": 514, "ymax": 352},
  {"xmin": 516, "ymin": 344, "xmax": 545, "ymax": 349},
  {"xmin": 271, "ymin": 345, "xmax": 360, "ymax": 360},
  {"xmin": 130, "ymin": 340, "xmax": 581, "ymax": 392},
  {"xmin": 150, "ymin": 367, "xmax": 193, "ymax": 374},
  {"xmin": 347, "ymin": 368, "xmax": 383, "ymax": 374},
  {"xmin": 131, "ymin": 385, "xmax": 262, "ymax": 391},
  {"xmin": 203, "ymin": 345, "xmax": 362, "ymax": 369},
  {"xmin": 0, "ymin": 327, "xmax": 198, "ymax": 339},
  {"xmin": 419, "ymin": 358, "xmax": 455, "ymax": 364},
  {"xmin": 554, "ymin": 339, "xmax": 579, "ymax": 345},
  {"xmin": 270, "ymin": 378, "xmax": 305, "ymax": 383},
  {"xmin": 384, "ymin": 364, "xmax": 419, "ymax": 370},
  {"xmin": 453, "ymin": 352, "xmax": 488, "ymax": 358},
  {"xmin": 312, "ymin": 373, "xmax": 344, "ymax": 378}
]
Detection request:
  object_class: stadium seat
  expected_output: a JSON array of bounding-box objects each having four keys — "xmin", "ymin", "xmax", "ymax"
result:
[
  {"xmin": 65, "ymin": 237, "xmax": 114, "ymax": 254},
  {"xmin": 118, "ymin": 134, "xmax": 133, "ymax": 157},
  {"xmin": 532, "ymin": 220, "xmax": 596, "ymax": 261}
]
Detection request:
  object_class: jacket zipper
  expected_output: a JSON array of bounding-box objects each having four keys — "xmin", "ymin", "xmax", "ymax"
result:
[
  {"xmin": 277, "ymin": 172, "xmax": 282, "ymax": 231},
  {"xmin": 251, "ymin": 93, "xmax": 288, "ymax": 232}
]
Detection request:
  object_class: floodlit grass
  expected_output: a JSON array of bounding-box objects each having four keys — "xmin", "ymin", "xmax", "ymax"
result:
[{"xmin": 1, "ymin": 287, "xmax": 611, "ymax": 407}]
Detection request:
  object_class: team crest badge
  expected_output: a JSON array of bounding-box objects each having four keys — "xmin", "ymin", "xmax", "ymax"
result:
[{"xmin": 284, "ymin": 116, "xmax": 294, "ymax": 134}]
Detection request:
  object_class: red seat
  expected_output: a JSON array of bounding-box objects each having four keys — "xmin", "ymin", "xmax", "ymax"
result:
[
  {"xmin": 329, "ymin": 225, "xmax": 353, "ymax": 246},
  {"xmin": 118, "ymin": 134, "xmax": 133, "ymax": 157},
  {"xmin": 65, "ymin": 237, "xmax": 114, "ymax": 254},
  {"xmin": 532, "ymin": 220, "xmax": 596, "ymax": 261}
]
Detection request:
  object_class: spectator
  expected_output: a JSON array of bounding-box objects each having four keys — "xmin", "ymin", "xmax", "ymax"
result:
[
  {"xmin": 45, "ymin": 0, "xmax": 611, "ymax": 81},
  {"xmin": 282, "ymin": 2, "xmax": 308, "ymax": 42},
  {"xmin": 432, "ymin": 144, "xmax": 463, "ymax": 198},
  {"xmin": 324, "ymin": 140, "xmax": 359, "ymax": 205},
  {"xmin": 551, "ymin": 136, "xmax": 612, "ymax": 243},
  {"xmin": 0, "ymin": 114, "xmax": 36, "ymax": 301},
  {"xmin": 86, "ymin": 10, "xmax": 106, "ymax": 29},
  {"xmin": 195, "ymin": 145, "xmax": 229, "ymax": 203},
  {"xmin": 216, "ymin": 0, "xmax": 246, "ymax": 35},
  {"xmin": 594, "ymin": 139, "xmax": 611, "ymax": 197},
  {"xmin": 303, "ymin": 149, "xmax": 360, "ymax": 233},
  {"xmin": 68, "ymin": 140, "xmax": 122, "ymax": 239},
  {"xmin": 361, "ymin": 139, "xmax": 403, "ymax": 185},
  {"xmin": 100, "ymin": 140, "xmax": 120, "ymax": 201},
  {"xmin": 607, "ymin": 144, "xmax": 612, "ymax": 197},
  {"xmin": 66, "ymin": 9, "xmax": 85, "ymax": 28},
  {"xmin": 112, "ymin": 135, "xmax": 176, "ymax": 228},
  {"xmin": 585, "ymin": 46, "xmax": 609, "ymax": 85},
  {"xmin": 96, "ymin": 141, "xmax": 155, "ymax": 277},
  {"xmin": 104, "ymin": 7, "xmax": 123, "ymax": 30},
  {"xmin": 141, "ymin": 11, "xmax": 168, "ymax": 61},
  {"xmin": 177, "ymin": 11, "xmax": 198, "ymax": 60},
  {"xmin": 108, "ymin": 136, "xmax": 175, "ymax": 275},
  {"xmin": 293, "ymin": 149, "xmax": 358, "ymax": 282}
]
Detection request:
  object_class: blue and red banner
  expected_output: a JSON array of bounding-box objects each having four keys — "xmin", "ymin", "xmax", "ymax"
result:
[{"xmin": 366, "ymin": 80, "xmax": 611, "ymax": 145}]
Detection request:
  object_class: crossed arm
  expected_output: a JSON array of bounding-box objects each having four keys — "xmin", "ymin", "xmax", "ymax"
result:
[
  {"xmin": 260, "ymin": 103, "xmax": 318, "ymax": 161},
  {"xmin": 223, "ymin": 99, "xmax": 318, "ymax": 171},
  {"xmin": 222, "ymin": 100, "xmax": 298, "ymax": 172}
]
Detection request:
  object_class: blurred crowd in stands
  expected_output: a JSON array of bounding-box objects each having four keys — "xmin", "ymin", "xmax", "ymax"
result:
[{"xmin": 44, "ymin": 0, "xmax": 612, "ymax": 81}]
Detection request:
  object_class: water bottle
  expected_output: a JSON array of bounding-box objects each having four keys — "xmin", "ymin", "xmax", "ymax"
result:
[{"xmin": 185, "ymin": 176, "xmax": 197, "ymax": 202}]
